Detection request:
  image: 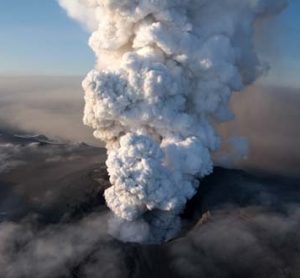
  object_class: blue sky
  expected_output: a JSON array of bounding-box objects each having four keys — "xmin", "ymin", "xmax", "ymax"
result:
[
  {"xmin": 0, "ymin": 0, "xmax": 299, "ymax": 86},
  {"xmin": 0, "ymin": 0, "xmax": 94, "ymax": 75}
]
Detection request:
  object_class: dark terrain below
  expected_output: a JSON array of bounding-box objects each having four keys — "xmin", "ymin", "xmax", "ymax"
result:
[{"xmin": 0, "ymin": 129, "xmax": 299, "ymax": 278}]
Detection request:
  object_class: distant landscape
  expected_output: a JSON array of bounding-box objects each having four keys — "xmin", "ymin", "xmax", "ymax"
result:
[{"xmin": 1, "ymin": 76, "xmax": 299, "ymax": 177}]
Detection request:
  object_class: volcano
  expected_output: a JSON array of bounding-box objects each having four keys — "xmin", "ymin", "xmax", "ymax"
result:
[{"xmin": 0, "ymin": 130, "xmax": 299, "ymax": 277}]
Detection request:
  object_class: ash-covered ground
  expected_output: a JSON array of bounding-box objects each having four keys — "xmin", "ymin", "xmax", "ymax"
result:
[{"xmin": 0, "ymin": 129, "xmax": 299, "ymax": 278}]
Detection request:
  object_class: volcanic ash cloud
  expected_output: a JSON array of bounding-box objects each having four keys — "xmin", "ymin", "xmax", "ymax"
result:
[{"xmin": 59, "ymin": 0, "xmax": 287, "ymax": 242}]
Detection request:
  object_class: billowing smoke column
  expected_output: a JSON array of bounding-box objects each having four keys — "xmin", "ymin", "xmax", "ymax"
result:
[{"xmin": 59, "ymin": 0, "xmax": 287, "ymax": 242}]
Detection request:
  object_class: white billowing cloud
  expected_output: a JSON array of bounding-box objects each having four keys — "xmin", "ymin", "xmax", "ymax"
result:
[
  {"xmin": 57, "ymin": 0, "xmax": 98, "ymax": 31},
  {"xmin": 60, "ymin": 0, "xmax": 287, "ymax": 242}
]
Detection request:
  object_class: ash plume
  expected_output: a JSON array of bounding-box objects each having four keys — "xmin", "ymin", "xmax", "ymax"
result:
[{"xmin": 59, "ymin": 0, "xmax": 287, "ymax": 242}]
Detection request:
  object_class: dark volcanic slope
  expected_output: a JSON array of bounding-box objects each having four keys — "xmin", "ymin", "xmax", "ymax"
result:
[
  {"xmin": 127, "ymin": 169, "xmax": 300, "ymax": 278},
  {"xmin": 0, "ymin": 129, "xmax": 108, "ymax": 222},
  {"xmin": 0, "ymin": 130, "xmax": 300, "ymax": 278},
  {"xmin": 184, "ymin": 167, "xmax": 300, "ymax": 224}
]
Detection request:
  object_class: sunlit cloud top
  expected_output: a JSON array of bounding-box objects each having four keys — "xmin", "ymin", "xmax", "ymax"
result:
[{"xmin": 0, "ymin": 0, "xmax": 299, "ymax": 88}]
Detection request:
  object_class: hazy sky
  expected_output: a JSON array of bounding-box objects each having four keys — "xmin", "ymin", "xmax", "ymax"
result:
[{"xmin": 0, "ymin": 0, "xmax": 299, "ymax": 87}]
